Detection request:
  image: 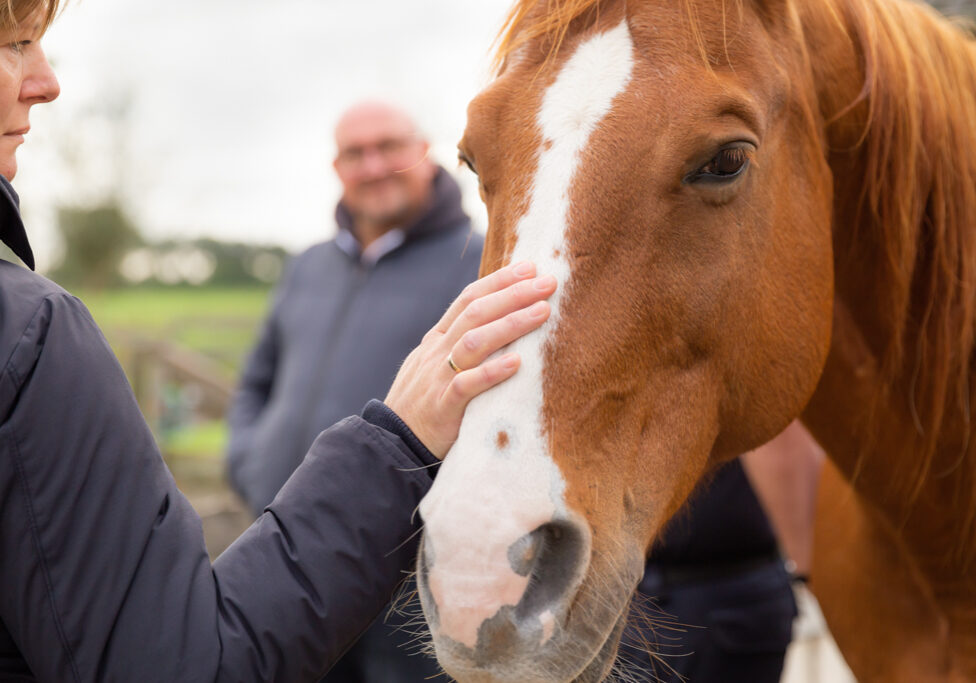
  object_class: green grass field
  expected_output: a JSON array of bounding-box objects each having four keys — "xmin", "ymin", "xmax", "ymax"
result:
[
  {"xmin": 76, "ymin": 286, "xmax": 272, "ymax": 328},
  {"xmin": 75, "ymin": 286, "xmax": 273, "ymax": 374}
]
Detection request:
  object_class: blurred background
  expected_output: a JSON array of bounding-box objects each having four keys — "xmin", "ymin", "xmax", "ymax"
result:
[
  {"xmin": 8, "ymin": 0, "xmax": 515, "ymax": 554},
  {"xmin": 5, "ymin": 1, "xmax": 973, "ymax": 681}
]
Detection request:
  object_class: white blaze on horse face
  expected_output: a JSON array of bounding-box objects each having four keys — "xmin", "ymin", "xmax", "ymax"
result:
[{"xmin": 420, "ymin": 21, "xmax": 635, "ymax": 650}]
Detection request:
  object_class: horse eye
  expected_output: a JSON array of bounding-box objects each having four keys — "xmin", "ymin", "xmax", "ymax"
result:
[
  {"xmin": 688, "ymin": 147, "xmax": 751, "ymax": 183},
  {"xmin": 458, "ymin": 152, "xmax": 477, "ymax": 175}
]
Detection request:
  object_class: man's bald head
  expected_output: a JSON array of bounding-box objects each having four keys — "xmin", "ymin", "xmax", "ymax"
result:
[
  {"xmin": 334, "ymin": 101, "xmax": 421, "ymax": 146},
  {"xmin": 333, "ymin": 101, "xmax": 436, "ymax": 246}
]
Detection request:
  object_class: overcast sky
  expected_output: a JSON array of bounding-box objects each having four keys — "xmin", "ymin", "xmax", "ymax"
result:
[{"xmin": 15, "ymin": 0, "xmax": 514, "ymax": 270}]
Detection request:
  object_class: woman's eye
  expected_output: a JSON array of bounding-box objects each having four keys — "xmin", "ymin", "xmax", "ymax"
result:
[
  {"xmin": 688, "ymin": 147, "xmax": 751, "ymax": 183},
  {"xmin": 7, "ymin": 41, "xmax": 28, "ymax": 53}
]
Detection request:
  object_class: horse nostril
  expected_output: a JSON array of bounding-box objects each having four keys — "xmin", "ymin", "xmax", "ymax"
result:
[
  {"xmin": 507, "ymin": 527, "xmax": 544, "ymax": 577},
  {"xmin": 509, "ymin": 520, "xmax": 585, "ymax": 621}
]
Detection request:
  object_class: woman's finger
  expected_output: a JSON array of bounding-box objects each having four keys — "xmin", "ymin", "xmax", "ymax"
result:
[
  {"xmin": 385, "ymin": 264, "xmax": 557, "ymax": 459},
  {"xmin": 432, "ymin": 261, "xmax": 536, "ymax": 335},
  {"xmin": 443, "ymin": 273, "xmax": 557, "ymax": 352},
  {"xmin": 439, "ymin": 352, "xmax": 522, "ymax": 426},
  {"xmin": 447, "ymin": 300, "xmax": 551, "ymax": 373}
]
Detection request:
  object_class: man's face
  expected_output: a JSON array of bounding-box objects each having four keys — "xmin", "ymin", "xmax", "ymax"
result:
[{"xmin": 333, "ymin": 105, "xmax": 435, "ymax": 231}]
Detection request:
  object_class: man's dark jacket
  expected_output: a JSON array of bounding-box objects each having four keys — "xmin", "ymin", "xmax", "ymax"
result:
[
  {"xmin": 0, "ymin": 177, "xmax": 437, "ymax": 682},
  {"xmin": 226, "ymin": 167, "xmax": 483, "ymax": 514}
]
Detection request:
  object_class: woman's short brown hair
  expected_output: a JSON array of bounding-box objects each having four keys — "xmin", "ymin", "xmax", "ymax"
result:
[{"xmin": 0, "ymin": 0, "xmax": 62, "ymax": 36}]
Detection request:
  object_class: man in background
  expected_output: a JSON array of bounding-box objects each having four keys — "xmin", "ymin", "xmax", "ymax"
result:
[{"xmin": 226, "ymin": 100, "xmax": 483, "ymax": 682}]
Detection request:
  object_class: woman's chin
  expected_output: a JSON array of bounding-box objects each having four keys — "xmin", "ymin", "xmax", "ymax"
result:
[{"xmin": 0, "ymin": 159, "xmax": 17, "ymax": 181}]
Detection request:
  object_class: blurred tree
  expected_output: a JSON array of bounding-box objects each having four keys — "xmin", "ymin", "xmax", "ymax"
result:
[
  {"xmin": 189, "ymin": 239, "xmax": 287, "ymax": 286},
  {"xmin": 927, "ymin": 0, "xmax": 976, "ymax": 25},
  {"xmin": 931, "ymin": 0, "xmax": 976, "ymax": 16},
  {"xmin": 117, "ymin": 238, "xmax": 288, "ymax": 288},
  {"xmin": 49, "ymin": 201, "xmax": 143, "ymax": 289}
]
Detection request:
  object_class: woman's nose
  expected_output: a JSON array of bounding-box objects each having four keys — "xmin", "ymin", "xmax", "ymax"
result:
[{"xmin": 21, "ymin": 45, "xmax": 60, "ymax": 104}]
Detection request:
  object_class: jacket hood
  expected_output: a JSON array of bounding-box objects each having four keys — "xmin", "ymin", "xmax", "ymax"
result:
[
  {"xmin": 0, "ymin": 176, "xmax": 32, "ymax": 270},
  {"xmin": 334, "ymin": 166, "xmax": 469, "ymax": 244}
]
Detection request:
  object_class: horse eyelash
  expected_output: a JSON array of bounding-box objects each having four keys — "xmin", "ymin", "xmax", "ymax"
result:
[
  {"xmin": 458, "ymin": 152, "xmax": 477, "ymax": 175},
  {"xmin": 687, "ymin": 145, "xmax": 756, "ymax": 184}
]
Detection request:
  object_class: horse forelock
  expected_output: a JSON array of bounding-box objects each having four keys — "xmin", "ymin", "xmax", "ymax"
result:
[
  {"xmin": 493, "ymin": 0, "xmax": 752, "ymax": 75},
  {"xmin": 493, "ymin": 0, "xmax": 605, "ymax": 73}
]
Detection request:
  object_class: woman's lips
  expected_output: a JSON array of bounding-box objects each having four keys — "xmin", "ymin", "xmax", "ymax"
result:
[{"xmin": 4, "ymin": 127, "xmax": 28, "ymax": 143}]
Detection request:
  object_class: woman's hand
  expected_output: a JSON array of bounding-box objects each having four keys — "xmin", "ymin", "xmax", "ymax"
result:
[{"xmin": 385, "ymin": 261, "xmax": 556, "ymax": 458}]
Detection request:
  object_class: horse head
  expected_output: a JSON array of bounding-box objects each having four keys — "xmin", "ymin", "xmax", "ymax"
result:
[{"xmin": 418, "ymin": 1, "xmax": 837, "ymax": 680}]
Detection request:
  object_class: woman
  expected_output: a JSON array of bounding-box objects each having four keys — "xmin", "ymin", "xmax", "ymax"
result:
[{"xmin": 0, "ymin": 2, "xmax": 557, "ymax": 680}]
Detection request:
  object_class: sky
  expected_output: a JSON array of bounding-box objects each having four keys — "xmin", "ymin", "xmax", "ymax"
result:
[{"xmin": 15, "ymin": 0, "xmax": 515, "ymax": 271}]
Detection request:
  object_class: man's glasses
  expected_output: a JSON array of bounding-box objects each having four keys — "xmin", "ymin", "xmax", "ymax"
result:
[{"xmin": 335, "ymin": 137, "xmax": 422, "ymax": 169}]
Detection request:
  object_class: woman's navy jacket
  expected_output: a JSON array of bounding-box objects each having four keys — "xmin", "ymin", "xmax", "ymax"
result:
[{"xmin": 0, "ymin": 176, "xmax": 436, "ymax": 681}]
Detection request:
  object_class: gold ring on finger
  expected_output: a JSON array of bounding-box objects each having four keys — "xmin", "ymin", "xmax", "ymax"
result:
[{"xmin": 447, "ymin": 354, "xmax": 464, "ymax": 373}]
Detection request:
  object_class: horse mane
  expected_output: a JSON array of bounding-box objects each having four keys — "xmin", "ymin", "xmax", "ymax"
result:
[{"xmin": 831, "ymin": 0, "xmax": 976, "ymax": 563}]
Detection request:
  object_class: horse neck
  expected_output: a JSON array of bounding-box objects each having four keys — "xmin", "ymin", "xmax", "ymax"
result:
[{"xmin": 798, "ymin": 0, "xmax": 976, "ymax": 580}]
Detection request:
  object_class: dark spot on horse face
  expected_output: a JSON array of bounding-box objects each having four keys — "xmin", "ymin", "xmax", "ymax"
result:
[
  {"xmin": 543, "ymin": 139, "xmax": 554, "ymax": 152},
  {"xmin": 496, "ymin": 431, "xmax": 510, "ymax": 449},
  {"xmin": 553, "ymin": 248, "xmax": 561, "ymax": 259}
]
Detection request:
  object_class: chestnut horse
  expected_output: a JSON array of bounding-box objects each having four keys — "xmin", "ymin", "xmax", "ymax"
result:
[{"xmin": 416, "ymin": 0, "xmax": 976, "ymax": 681}]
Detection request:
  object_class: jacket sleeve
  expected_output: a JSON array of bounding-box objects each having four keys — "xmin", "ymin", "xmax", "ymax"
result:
[{"xmin": 0, "ymin": 292, "xmax": 433, "ymax": 682}]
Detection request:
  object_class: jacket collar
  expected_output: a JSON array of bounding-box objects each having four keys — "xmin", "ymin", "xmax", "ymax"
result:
[{"xmin": 0, "ymin": 176, "xmax": 32, "ymax": 270}]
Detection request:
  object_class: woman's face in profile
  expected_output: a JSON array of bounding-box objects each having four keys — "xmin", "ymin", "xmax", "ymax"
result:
[{"xmin": 0, "ymin": 10, "xmax": 58, "ymax": 180}]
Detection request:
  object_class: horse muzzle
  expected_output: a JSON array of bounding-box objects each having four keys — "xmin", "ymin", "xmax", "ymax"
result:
[{"xmin": 417, "ymin": 510, "xmax": 599, "ymax": 682}]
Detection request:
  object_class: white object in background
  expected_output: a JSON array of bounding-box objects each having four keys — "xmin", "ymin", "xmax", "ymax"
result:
[{"xmin": 781, "ymin": 583, "xmax": 858, "ymax": 683}]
